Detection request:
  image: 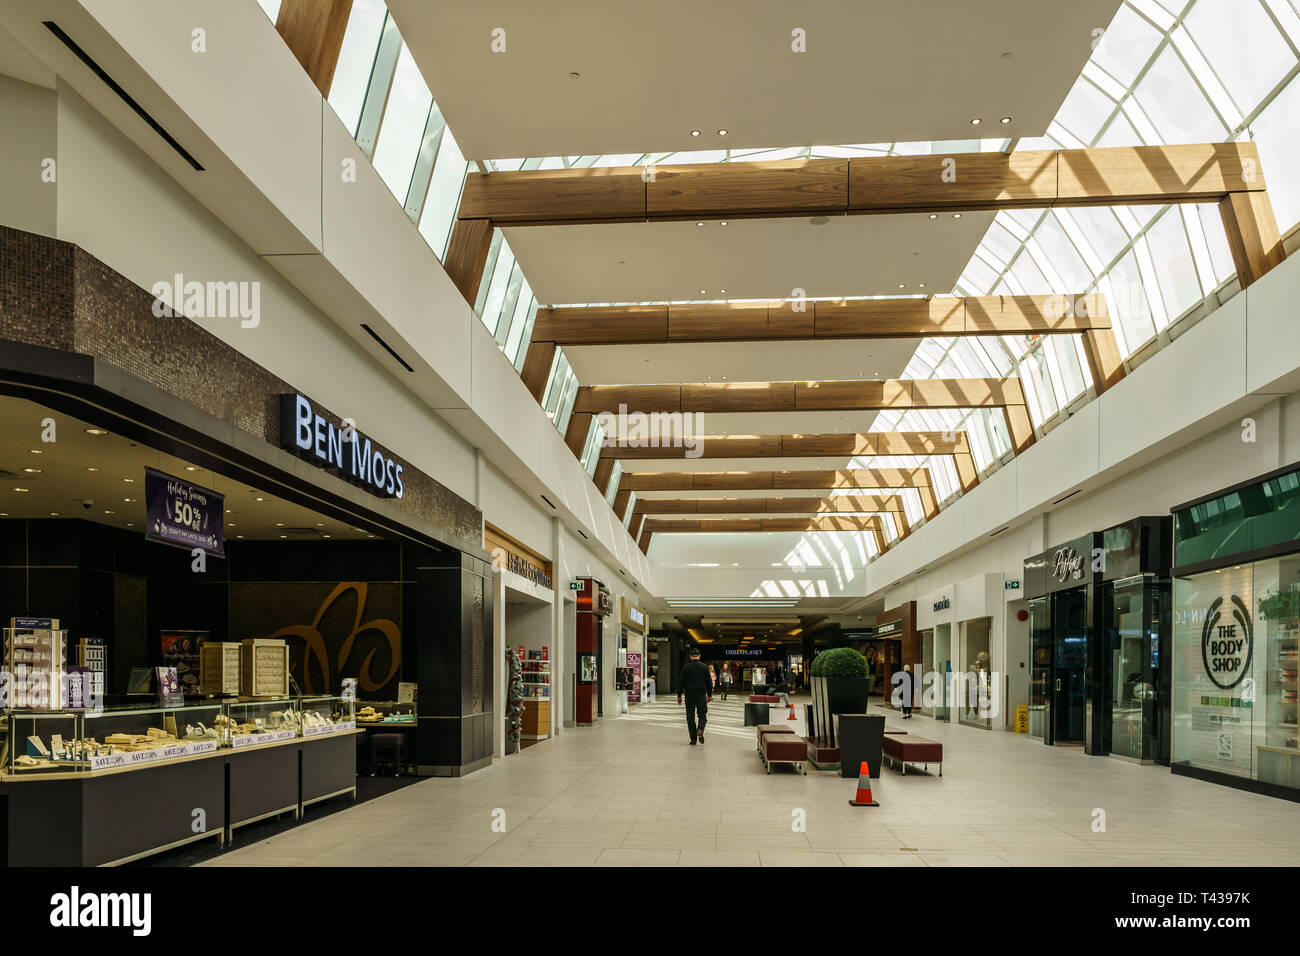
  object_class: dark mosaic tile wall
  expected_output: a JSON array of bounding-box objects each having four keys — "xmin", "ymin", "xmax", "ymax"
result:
[{"xmin": 0, "ymin": 225, "xmax": 483, "ymax": 550}]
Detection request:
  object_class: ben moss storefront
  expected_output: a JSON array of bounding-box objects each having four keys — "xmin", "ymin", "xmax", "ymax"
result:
[
  {"xmin": 1171, "ymin": 462, "xmax": 1300, "ymax": 800},
  {"xmin": 0, "ymin": 225, "xmax": 495, "ymax": 863}
]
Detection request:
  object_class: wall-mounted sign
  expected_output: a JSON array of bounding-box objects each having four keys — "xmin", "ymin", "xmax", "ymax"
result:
[
  {"xmin": 279, "ymin": 393, "xmax": 404, "ymax": 499},
  {"xmin": 1005, "ymin": 580, "xmax": 1021, "ymax": 591},
  {"xmin": 874, "ymin": 620, "xmax": 901, "ymax": 636},
  {"xmin": 1200, "ymin": 595, "xmax": 1254, "ymax": 690},
  {"xmin": 1051, "ymin": 546, "xmax": 1085, "ymax": 583},
  {"xmin": 145, "ymin": 468, "xmax": 225, "ymax": 557},
  {"xmin": 569, "ymin": 581, "xmax": 583, "ymax": 590},
  {"xmin": 932, "ymin": 597, "xmax": 951, "ymax": 612},
  {"xmin": 485, "ymin": 525, "xmax": 553, "ymax": 589},
  {"xmin": 621, "ymin": 597, "xmax": 647, "ymax": 632}
]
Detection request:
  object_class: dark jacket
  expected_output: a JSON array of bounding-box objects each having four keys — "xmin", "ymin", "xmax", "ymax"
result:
[{"xmin": 678, "ymin": 660, "xmax": 713, "ymax": 696}]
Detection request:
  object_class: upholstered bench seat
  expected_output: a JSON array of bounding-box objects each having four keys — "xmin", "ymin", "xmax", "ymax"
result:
[
  {"xmin": 881, "ymin": 733, "xmax": 943, "ymax": 776},
  {"xmin": 749, "ymin": 694, "xmax": 781, "ymax": 703},
  {"xmin": 761, "ymin": 734, "xmax": 807, "ymax": 774},
  {"xmin": 755, "ymin": 724, "xmax": 796, "ymax": 751}
]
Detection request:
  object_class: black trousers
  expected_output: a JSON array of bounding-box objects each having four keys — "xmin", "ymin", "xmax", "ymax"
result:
[{"xmin": 684, "ymin": 693, "xmax": 709, "ymax": 740}]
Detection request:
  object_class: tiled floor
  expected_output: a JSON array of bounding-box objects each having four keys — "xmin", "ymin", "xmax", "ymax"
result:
[{"xmin": 202, "ymin": 696, "xmax": 1300, "ymax": 867}]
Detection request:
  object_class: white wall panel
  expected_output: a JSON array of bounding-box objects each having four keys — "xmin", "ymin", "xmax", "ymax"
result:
[{"xmin": 0, "ymin": 75, "xmax": 56, "ymax": 237}]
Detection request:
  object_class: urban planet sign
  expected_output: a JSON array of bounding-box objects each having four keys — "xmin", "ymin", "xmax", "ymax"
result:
[
  {"xmin": 1200, "ymin": 595, "xmax": 1254, "ymax": 689},
  {"xmin": 279, "ymin": 394, "xmax": 404, "ymax": 499},
  {"xmin": 1052, "ymin": 546, "xmax": 1085, "ymax": 583}
]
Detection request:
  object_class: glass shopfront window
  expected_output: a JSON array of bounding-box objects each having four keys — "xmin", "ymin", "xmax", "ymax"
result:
[
  {"xmin": 1174, "ymin": 557, "xmax": 1300, "ymax": 790},
  {"xmin": 1103, "ymin": 575, "xmax": 1169, "ymax": 762},
  {"xmin": 1028, "ymin": 596, "xmax": 1049, "ymax": 738},
  {"xmin": 959, "ymin": 617, "xmax": 992, "ymax": 728},
  {"xmin": 934, "ymin": 623, "xmax": 952, "ymax": 722}
]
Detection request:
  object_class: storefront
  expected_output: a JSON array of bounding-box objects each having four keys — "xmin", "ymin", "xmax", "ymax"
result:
[
  {"xmin": 917, "ymin": 586, "xmax": 954, "ymax": 721},
  {"xmin": 0, "ymin": 226, "xmax": 494, "ymax": 863},
  {"xmin": 574, "ymin": 578, "xmax": 611, "ymax": 725},
  {"xmin": 616, "ymin": 596, "xmax": 648, "ymax": 711},
  {"xmin": 1171, "ymin": 463, "xmax": 1300, "ymax": 799},
  {"xmin": 1024, "ymin": 516, "xmax": 1171, "ymax": 760},
  {"xmin": 872, "ymin": 602, "xmax": 917, "ymax": 710},
  {"xmin": 487, "ymin": 525, "xmax": 554, "ymax": 749}
]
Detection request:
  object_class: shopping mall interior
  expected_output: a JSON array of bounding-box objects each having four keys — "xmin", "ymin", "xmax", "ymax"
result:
[{"xmin": 0, "ymin": 0, "xmax": 1298, "ymax": 901}]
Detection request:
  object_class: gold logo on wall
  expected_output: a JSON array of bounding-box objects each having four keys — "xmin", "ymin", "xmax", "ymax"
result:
[{"xmin": 267, "ymin": 582, "xmax": 400, "ymax": 694}]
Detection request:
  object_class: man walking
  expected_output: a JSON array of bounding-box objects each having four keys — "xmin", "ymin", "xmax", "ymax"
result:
[{"xmin": 677, "ymin": 647, "xmax": 713, "ymax": 745}]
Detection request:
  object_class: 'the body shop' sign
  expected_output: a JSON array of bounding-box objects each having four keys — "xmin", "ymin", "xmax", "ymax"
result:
[{"xmin": 279, "ymin": 394, "xmax": 404, "ymax": 499}]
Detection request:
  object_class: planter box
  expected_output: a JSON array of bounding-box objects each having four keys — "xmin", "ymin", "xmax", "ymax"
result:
[{"xmin": 811, "ymin": 676, "xmax": 870, "ymax": 747}]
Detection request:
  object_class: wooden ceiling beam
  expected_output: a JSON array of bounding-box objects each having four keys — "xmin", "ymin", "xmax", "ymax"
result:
[
  {"xmin": 601, "ymin": 431, "xmax": 970, "ymax": 459},
  {"xmin": 634, "ymin": 494, "xmax": 910, "ymax": 515},
  {"xmin": 458, "ymin": 143, "xmax": 1268, "ymax": 226},
  {"xmin": 533, "ymin": 295, "xmax": 1112, "ymax": 345}
]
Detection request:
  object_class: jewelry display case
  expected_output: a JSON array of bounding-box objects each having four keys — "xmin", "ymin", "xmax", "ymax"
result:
[
  {"xmin": 6, "ymin": 702, "xmax": 226, "ymax": 773},
  {"xmin": 299, "ymin": 695, "xmax": 357, "ymax": 737},
  {"xmin": 226, "ymin": 698, "xmax": 299, "ymax": 748}
]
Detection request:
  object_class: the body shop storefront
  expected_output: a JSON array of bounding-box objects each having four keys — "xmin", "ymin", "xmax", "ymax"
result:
[{"xmin": 1171, "ymin": 464, "xmax": 1300, "ymax": 799}]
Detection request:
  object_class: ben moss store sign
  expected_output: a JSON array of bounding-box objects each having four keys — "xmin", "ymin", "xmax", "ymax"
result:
[{"xmin": 279, "ymin": 393, "xmax": 404, "ymax": 499}]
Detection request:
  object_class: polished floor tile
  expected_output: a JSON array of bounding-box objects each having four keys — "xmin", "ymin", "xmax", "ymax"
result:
[{"xmin": 203, "ymin": 696, "xmax": 1300, "ymax": 867}]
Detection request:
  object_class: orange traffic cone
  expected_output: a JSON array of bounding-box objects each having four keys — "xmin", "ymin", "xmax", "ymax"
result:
[
  {"xmin": 787, "ymin": 703, "xmax": 797, "ymax": 720},
  {"xmin": 848, "ymin": 762, "xmax": 879, "ymax": 807}
]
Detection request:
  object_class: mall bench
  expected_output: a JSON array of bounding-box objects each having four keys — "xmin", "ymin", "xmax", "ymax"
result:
[
  {"xmin": 754, "ymin": 723, "xmax": 795, "ymax": 752},
  {"xmin": 760, "ymin": 731, "xmax": 806, "ymax": 774},
  {"xmin": 882, "ymin": 733, "xmax": 943, "ymax": 776}
]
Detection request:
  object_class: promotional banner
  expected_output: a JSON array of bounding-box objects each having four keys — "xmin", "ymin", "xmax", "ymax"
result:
[
  {"xmin": 627, "ymin": 652, "xmax": 642, "ymax": 703},
  {"xmin": 145, "ymin": 467, "xmax": 225, "ymax": 557},
  {"xmin": 160, "ymin": 629, "xmax": 207, "ymax": 696}
]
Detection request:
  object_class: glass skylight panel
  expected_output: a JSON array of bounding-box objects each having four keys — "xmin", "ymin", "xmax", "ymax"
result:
[
  {"xmin": 1093, "ymin": 2, "xmax": 1167, "ymax": 87},
  {"xmin": 478, "ymin": 241, "xmax": 517, "ymax": 331},
  {"xmin": 371, "ymin": 45, "xmax": 433, "ymax": 204},
  {"xmin": 981, "ymin": 221, "xmax": 1024, "ymax": 266},
  {"xmin": 418, "ymin": 127, "xmax": 468, "ymax": 260},
  {"xmin": 555, "ymin": 371, "xmax": 580, "ymax": 435},
  {"xmin": 1066, "ymin": 206, "xmax": 1132, "ymax": 264},
  {"xmin": 1032, "ymin": 215, "xmax": 1095, "ymax": 289},
  {"xmin": 1146, "ymin": 208, "xmax": 1205, "ymax": 319},
  {"xmin": 1250, "ymin": 73, "xmax": 1300, "ymax": 230},
  {"xmin": 502, "ymin": 285, "xmax": 535, "ymax": 358},
  {"xmin": 1195, "ymin": 203, "xmax": 1238, "ymax": 281},
  {"xmin": 1007, "ymin": 249, "xmax": 1051, "ymax": 293},
  {"xmin": 1056, "ymin": 76, "xmax": 1120, "ymax": 143},
  {"xmin": 1133, "ymin": 45, "xmax": 1228, "ymax": 142},
  {"xmin": 1184, "ymin": 0, "xmax": 1297, "ymax": 113},
  {"xmin": 326, "ymin": 0, "xmax": 387, "ymax": 136},
  {"xmin": 256, "ymin": 0, "xmax": 283, "ymax": 23}
]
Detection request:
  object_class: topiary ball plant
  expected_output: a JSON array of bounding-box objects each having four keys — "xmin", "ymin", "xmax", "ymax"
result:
[{"xmin": 810, "ymin": 646, "xmax": 869, "ymax": 679}]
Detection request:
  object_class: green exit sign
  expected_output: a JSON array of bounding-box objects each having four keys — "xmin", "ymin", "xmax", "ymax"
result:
[
  {"xmin": 569, "ymin": 581, "xmax": 583, "ymax": 590},
  {"xmin": 1005, "ymin": 580, "xmax": 1021, "ymax": 590}
]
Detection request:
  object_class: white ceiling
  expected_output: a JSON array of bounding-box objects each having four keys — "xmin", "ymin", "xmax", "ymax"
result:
[
  {"xmin": 388, "ymin": 0, "xmax": 1121, "ymax": 159},
  {"xmin": 506, "ymin": 211, "xmax": 995, "ymax": 305},
  {"xmin": 0, "ymin": 396, "xmax": 377, "ymax": 542},
  {"xmin": 566, "ymin": 337, "xmax": 919, "ymax": 386}
]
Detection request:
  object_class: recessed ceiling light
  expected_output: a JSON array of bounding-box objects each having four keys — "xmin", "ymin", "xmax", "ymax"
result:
[
  {"xmin": 126, "ymin": 522, "xmax": 133, "ymax": 527},
  {"xmin": 11, "ymin": 487, "xmax": 29, "ymax": 493},
  {"xmin": 898, "ymin": 283, "xmax": 905, "ymax": 289},
  {"xmin": 236, "ymin": 535, "xmax": 244, "ymax": 539},
  {"xmin": 255, "ymin": 497, "xmax": 265, "ymax": 502},
  {"xmin": 276, "ymin": 522, "xmax": 285, "ymax": 527},
  {"xmin": 696, "ymin": 221, "xmax": 705, "ymax": 227},
  {"xmin": 84, "ymin": 428, "xmax": 108, "ymax": 436},
  {"xmin": 970, "ymin": 117, "xmax": 982, "ymax": 126},
  {"xmin": 316, "ymin": 522, "xmax": 324, "ymax": 527},
  {"xmin": 279, "ymin": 535, "xmax": 287, "ymax": 539},
  {"xmin": 690, "ymin": 129, "xmax": 701, "ymax": 137},
  {"xmin": 49, "ymin": 512, "xmax": 59, "ymax": 517},
  {"xmin": 28, "ymin": 449, "xmax": 41, "ymax": 454},
  {"xmin": 717, "ymin": 129, "xmax": 728, "ymax": 136},
  {"xmin": 184, "ymin": 466, "xmax": 198, "ymax": 472},
  {"xmin": 323, "ymin": 534, "xmax": 331, "ymax": 539},
  {"xmin": 700, "ymin": 289, "xmax": 707, "ymax": 294},
  {"xmin": 953, "ymin": 213, "xmax": 962, "ymax": 219},
  {"xmin": 225, "ymin": 509, "xmax": 231, "ymax": 514},
  {"xmin": 86, "ymin": 466, "xmax": 98, "ymax": 472},
  {"xmin": 122, "ymin": 478, "xmax": 135, "ymax": 483},
  {"xmin": 122, "ymin": 497, "xmax": 136, "ymax": 503},
  {"xmin": 720, "ymin": 221, "xmax": 728, "ymax": 226},
  {"xmin": 103, "ymin": 510, "xmax": 116, "ymax": 516},
  {"xmin": 919, "ymin": 283, "xmax": 926, "ymax": 288},
  {"xmin": 21, "ymin": 468, "xmax": 40, "ymax": 474},
  {"xmin": 929, "ymin": 213, "xmax": 938, "ymax": 219},
  {"xmin": 720, "ymin": 288, "xmax": 727, "ymax": 294},
  {"xmin": 1000, "ymin": 116, "xmax": 1012, "ymax": 124}
]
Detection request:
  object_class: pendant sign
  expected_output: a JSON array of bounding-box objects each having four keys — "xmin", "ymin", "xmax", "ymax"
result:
[
  {"xmin": 279, "ymin": 393, "xmax": 404, "ymax": 499},
  {"xmin": 144, "ymin": 467, "xmax": 225, "ymax": 557}
]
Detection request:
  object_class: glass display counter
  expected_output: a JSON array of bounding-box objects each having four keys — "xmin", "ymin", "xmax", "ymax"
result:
[{"xmin": 355, "ymin": 700, "xmax": 416, "ymax": 725}]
